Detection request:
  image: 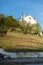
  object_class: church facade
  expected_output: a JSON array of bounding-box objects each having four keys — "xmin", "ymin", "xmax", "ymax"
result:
[{"xmin": 19, "ymin": 13, "xmax": 36, "ymax": 25}]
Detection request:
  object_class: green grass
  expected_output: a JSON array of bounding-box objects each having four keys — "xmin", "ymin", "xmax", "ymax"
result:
[{"xmin": 0, "ymin": 32, "xmax": 43, "ymax": 51}]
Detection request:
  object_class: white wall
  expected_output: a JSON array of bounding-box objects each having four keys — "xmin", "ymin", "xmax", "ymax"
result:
[{"xmin": 19, "ymin": 15, "xmax": 36, "ymax": 25}]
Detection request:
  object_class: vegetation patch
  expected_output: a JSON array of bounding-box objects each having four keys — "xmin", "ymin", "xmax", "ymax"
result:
[{"xmin": 0, "ymin": 32, "xmax": 43, "ymax": 52}]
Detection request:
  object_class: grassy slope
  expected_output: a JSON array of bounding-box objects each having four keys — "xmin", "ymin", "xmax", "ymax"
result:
[{"xmin": 0, "ymin": 32, "xmax": 43, "ymax": 51}]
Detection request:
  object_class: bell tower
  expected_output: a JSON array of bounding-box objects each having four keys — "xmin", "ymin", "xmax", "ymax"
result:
[{"xmin": 21, "ymin": 13, "xmax": 25, "ymax": 20}]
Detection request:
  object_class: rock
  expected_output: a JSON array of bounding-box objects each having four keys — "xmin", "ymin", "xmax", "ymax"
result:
[
  {"xmin": 4, "ymin": 55, "xmax": 12, "ymax": 59},
  {"xmin": 0, "ymin": 53, "xmax": 4, "ymax": 58}
]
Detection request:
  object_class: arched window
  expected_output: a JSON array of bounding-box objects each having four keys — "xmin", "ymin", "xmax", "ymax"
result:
[{"xmin": 29, "ymin": 17, "xmax": 31, "ymax": 19}]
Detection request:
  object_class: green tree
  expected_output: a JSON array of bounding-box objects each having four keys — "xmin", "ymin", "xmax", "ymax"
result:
[
  {"xmin": 0, "ymin": 14, "xmax": 20, "ymax": 36},
  {"xmin": 0, "ymin": 14, "xmax": 6, "ymax": 36},
  {"xmin": 19, "ymin": 20, "xmax": 27, "ymax": 33},
  {"xmin": 5, "ymin": 16, "xmax": 19, "ymax": 29},
  {"xmin": 36, "ymin": 23, "xmax": 42, "ymax": 32},
  {"xmin": 19, "ymin": 20, "xmax": 30, "ymax": 34},
  {"xmin": 29, "ymin": 23, "xmax": 42, "ymax": 35},
  {"xmin": 5, "ymin": 16, "xmax": 14, "ymax": 28}
]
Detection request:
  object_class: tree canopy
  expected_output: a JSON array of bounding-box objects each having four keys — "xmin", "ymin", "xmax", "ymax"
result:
[{"xmin": 0, "ymin": 14, "xmax": 19, "ymax": 36}]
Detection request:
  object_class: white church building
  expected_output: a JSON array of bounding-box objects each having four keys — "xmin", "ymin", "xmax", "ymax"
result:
[
  {"xmin": 19, "ymin": 13, "xmax": 36, "ymax": 25},
  {"xmin": 19, "ymin": 13, "xmax": 42, "ymax": 36}
]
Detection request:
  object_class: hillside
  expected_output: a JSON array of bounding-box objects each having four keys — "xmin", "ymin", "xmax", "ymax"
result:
[{"xmin": 0, "ymin": 32, "xmax": 43, "ymax": 51}]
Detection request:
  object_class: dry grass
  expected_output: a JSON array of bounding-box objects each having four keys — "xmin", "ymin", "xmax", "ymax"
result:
[{"xmin": 0, "ymin": 32, "xmax": 43, "ymax": 51}]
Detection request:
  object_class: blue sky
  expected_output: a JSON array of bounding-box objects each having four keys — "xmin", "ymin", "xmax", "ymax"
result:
[{"xmin": 0, "ymin": 0, "xmax": 43, "ymax": 28}]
